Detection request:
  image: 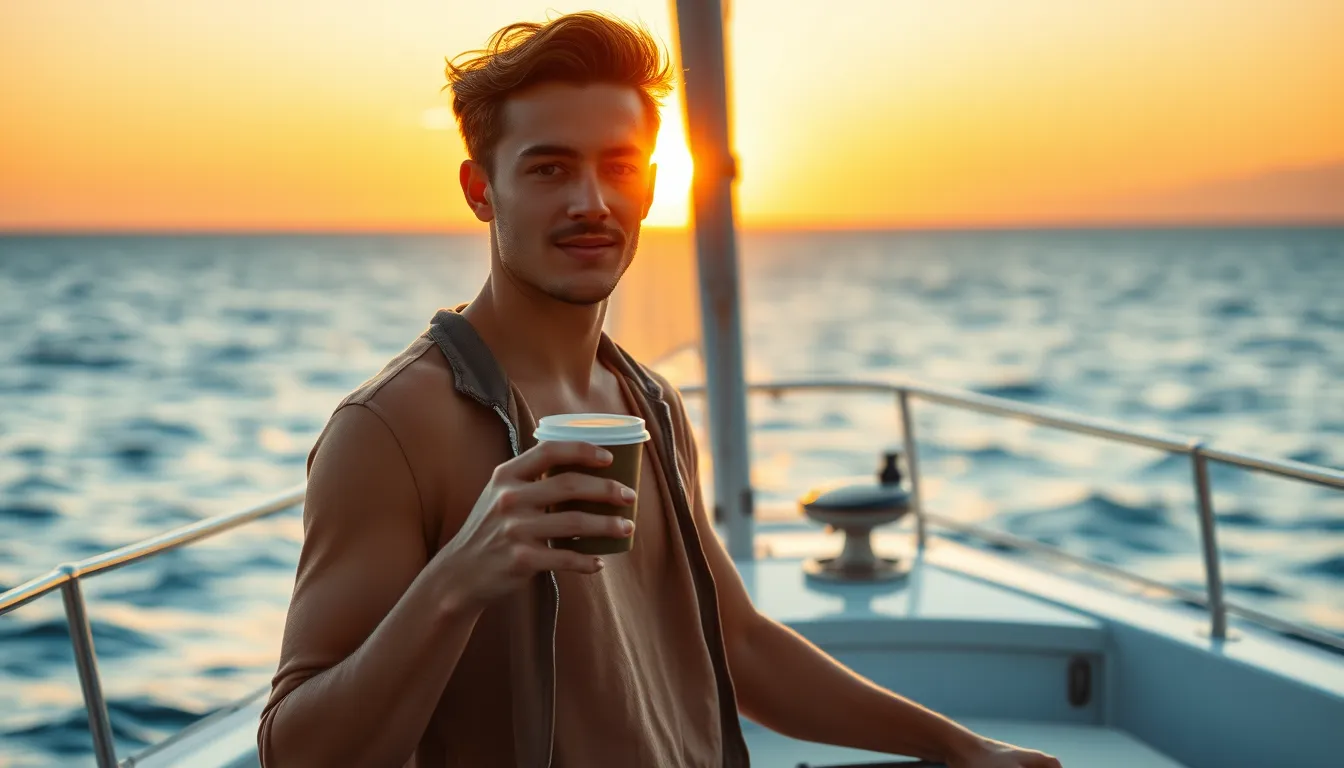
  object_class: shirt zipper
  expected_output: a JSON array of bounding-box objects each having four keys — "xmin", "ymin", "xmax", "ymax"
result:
[{"xmin": 493, "ymin": 404, "xmax": 558, "ymax": 768}]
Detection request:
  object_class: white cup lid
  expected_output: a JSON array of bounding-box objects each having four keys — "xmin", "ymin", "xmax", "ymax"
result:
[{"xmin": 533, "ymin": 413, "xmax": 650, "ymax": 445}]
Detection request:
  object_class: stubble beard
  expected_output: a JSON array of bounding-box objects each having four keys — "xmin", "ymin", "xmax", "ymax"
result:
[{"xmin": 498, "ymin": 227, "xmax": 641, "ymax": 307}]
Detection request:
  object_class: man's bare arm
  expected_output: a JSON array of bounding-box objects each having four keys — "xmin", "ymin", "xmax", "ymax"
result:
[
  {"xmin": 687, "ymin": 490, "xmax": 980, "ymax": 761},
  {"xmin": 256, "ymin": 405, "xmax": 483, "ymax": 767},
  {"xmin": 722, "ymin": 596, "xmax": 1062, "ymax": 767},
  {"xmin": 257, "ymin": 405, "xmax": 635, "ymax": 767},
  {"xmin": 665, "ymin": 388, "xmax": 1057, "ymax": 767}
]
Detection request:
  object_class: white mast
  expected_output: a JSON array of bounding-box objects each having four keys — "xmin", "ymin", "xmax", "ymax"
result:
[{"xmin": 671, "ymin": 0, "xmax": 754, "ymax": 559}]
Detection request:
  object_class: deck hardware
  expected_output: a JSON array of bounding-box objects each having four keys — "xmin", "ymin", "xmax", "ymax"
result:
[
  {"xmin": 1068, "ymin": 656, "xmax": 1092, "ymax": 708},
  {"xmin": 799, "ymin": 451, "xmax": 913, "ymax": 583}
]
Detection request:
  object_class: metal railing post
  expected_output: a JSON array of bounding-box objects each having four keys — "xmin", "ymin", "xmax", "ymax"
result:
[
  {"xmin": 59, "ymin": 569, "xmax": 118, "ymax": 768},
  {"xmin": 897, "ymin": 389, "xmax": 927, "ymax": 551},
  {"xmin": 1191, "ymin": 446, "xmax": 1229, "ymax": 640}
]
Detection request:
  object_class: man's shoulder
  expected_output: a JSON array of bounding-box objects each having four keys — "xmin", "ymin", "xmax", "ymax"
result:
[
  {"xmin": 308, "ymin": 328, "xmax": 513, "ymax": 546},
  {"xmin": 335, "ymin": 333, "xmax": 435, "ymax": 405},
  {"xmin": 328, "ymin": 333, "xmax": 483, "ymax": 446}
]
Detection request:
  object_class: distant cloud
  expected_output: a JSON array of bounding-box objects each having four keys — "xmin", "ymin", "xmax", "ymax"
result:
[
  {"xmin": 1107, "ymin": 161, "xmax": 1344, "ymax": 224},
  {"xmin": 420, "ymin": 107, "xmax": 455, "ymax": 131}
]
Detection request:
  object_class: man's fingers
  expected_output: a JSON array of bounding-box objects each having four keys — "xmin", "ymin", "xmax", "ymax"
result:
[
  {"xmin": 504, "ymin": 440, "xmax": 612, "ymax": 481},
  {"xmin": 525, "ymin": 510, "xmax": 633, "ymax": 540},
  {"xmin": 523, "ymin": 472, "xmax": 634, "ymax": 510},
  {"xmin": 527, "ymin": 545, "xmax": 606, "ymax": 575}
]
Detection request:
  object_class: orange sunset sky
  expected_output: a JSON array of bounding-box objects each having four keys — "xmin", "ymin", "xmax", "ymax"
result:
[{"xmin": 2, "ymin": 0, "xmax": 1342, "ymax": 231}]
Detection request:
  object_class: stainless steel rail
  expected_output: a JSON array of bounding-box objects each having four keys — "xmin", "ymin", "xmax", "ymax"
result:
[
  {"xmin": 0, "ymin": 484, "xmax": 306, "ymax": 768},
  {"xmin": 3, "ymin": 377, "xmax": 1342, "ymax": 765},
  {"xmin": 678, "ymin": 377, "xmax": 1344, "ymax": 650},
  {"xmin": 925, "ymin": 512, "xmax": 1344, "ymax": 652}
]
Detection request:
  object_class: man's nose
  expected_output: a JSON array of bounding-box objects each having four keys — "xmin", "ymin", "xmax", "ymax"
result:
[{"xmin": 567, "ymin": 167, "xmax": 611, "ymax": 221}]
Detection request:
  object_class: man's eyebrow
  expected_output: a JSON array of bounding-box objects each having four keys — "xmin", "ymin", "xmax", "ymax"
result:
[
  {"xmin": 517, "ymin": 144, "xmax": 582, "ymax": 160},
  {"xmin": 600, "ymin": 144, "xmax": 644, "ymax": 158},
  {"xmin": 515, "ymin": 143, "xmax": 647, "ymax": 160}
]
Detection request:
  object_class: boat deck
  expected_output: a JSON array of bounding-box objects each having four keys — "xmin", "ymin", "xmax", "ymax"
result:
[
  {"xmin": 128, "ymin": 540, "xmax": 1235, "ymax": 768},
  {"xmin": 743, "ymin": 718, "xmax": 1187, "ymax": 767},
  {"xmin": 127, "ymin": 693, "xmax": 1191, "ymax": 768}
]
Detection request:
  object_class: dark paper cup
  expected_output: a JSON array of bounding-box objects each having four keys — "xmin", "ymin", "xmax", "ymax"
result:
[{"xmin": 534, "ymin": 413, "xmax": 649, "ymax": 555}]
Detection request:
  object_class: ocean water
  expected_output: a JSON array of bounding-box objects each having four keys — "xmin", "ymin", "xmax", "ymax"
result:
[{"xmin": 1, "ymin": 228, "xmax": 1341, "ymax": 765}]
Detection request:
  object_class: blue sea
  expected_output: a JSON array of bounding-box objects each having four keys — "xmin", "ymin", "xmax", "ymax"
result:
[{"xmin": 1, "ymin": 228, "xmax": 1341, "ymax": 766}]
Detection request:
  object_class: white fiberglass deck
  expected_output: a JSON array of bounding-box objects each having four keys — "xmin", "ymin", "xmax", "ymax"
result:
[
  {"xmin": 738, "ymin": 548, "xmax": 1187, "ymax": 766},
  {"xmin": 742, "ymin": 719, "xmax": 1187, "ymax": 767},
  {"xmin": 128, "ymin": 539, "xmax": 1223, "ymax": 768},
  {"xmin": 128, "ymin": 534, "xmax": 1344, "ymax": 767}
]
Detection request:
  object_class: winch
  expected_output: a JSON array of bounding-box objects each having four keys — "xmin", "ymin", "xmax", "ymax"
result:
[{"xmin": 799, "ymin": 451, "xmax": 913, "ymax": 583}]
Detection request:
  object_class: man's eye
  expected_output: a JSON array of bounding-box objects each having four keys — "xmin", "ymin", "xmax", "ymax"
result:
[
  {"xmin": 532, "ymin": 164, "xmax": 563, "ymax": 177},
  {"xmin": 608, "ymin": 164, "xmax": 638, "ymax": 177}
]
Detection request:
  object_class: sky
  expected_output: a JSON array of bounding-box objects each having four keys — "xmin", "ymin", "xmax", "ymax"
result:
[{"xmin": 2, "ymin": 0, "xmax": 1342, "ymax": 231}]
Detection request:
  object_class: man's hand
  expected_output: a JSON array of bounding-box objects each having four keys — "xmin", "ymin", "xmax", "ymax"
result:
[
  {"xmin": 948, "ymin": 736, "xmax": 1062, "ymax": 768},
  {"xmin": 433, "ymin": 439, "xmax": 636, "ymax": 609}
]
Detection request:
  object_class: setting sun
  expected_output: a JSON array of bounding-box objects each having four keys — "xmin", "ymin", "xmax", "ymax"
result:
[{"xmin": 646, "ymin": 101, "xmax": 695, "ymax": 228}]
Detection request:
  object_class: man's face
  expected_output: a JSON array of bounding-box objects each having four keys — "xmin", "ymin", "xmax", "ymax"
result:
[{"xmin": 464, "ymin": 82, "xmax": 658, "ymax": 306}]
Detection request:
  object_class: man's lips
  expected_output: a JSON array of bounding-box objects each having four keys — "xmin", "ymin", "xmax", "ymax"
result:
[
  {"xmin": 555, "ymin": 235, "xmax": 620, "ymax": 262},
  {"xmin": 556, "ymin": 236, "xmax": 617, "ymax": 247}
]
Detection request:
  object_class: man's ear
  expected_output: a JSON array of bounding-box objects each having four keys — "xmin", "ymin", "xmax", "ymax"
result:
[
  {"xmin": 640, "ymin": 162, "xmax": 658, "ymax": 221},
  {"xmin": 460, "ymin": 159, "xmax": 495, "ymax": 223}
]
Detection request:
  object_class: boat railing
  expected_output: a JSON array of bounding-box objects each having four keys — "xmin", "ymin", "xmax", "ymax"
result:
[
  {"xmin": 2, "ymin": 378, "xmax": 1342, "ymax": 767},
  {"xmin": 0, "ymin": 485, "xmax": 307, "ymax": 768},
  {"xmin": 678, "ymin": 378, "xmax": 1344, "ymax": 650}
]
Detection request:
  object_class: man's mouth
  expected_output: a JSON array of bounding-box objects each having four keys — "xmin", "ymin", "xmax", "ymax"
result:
[
  {"xmin": 557, "ymin": 236, "xmax": 617, "ymax": 248},
  {"xmin": 555, "ymin": 234, "xmax": 620, "ymax": 260}
]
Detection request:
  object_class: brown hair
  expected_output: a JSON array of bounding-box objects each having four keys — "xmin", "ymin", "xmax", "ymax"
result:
[{"xmin": 445, "ymin": 12, "xmax": 675, "ymax": 172}]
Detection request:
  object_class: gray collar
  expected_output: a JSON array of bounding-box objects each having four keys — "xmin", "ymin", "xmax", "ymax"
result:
[
  {"xmin": 427, "ymin": 308, "xmax": 512, "ymax": 411},
  {"xmin": 427, "ymin": 308, "xmax": 666, "ymax": 411}
]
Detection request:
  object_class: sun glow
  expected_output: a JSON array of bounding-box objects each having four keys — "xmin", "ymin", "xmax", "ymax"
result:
[
  {"xmin": 2, "ymin": 1, "xmax": 1340, "ymax": 231},
  {"xmin": 644, "ymin": 100, "xmax": 694, "ymax": 228}
]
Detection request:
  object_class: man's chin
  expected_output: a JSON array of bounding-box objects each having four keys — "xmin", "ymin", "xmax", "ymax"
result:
[
  {"xmin": 548, "ymin": 287, "xmax": 616, "ymax": 307},
  {"xmin": 524, "ymin": 265, "xmax": 628, "ymax": 306}
]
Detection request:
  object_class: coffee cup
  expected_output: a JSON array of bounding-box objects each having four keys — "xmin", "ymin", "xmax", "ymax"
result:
[{"xmin": 534, "ymin": 413, "xmax": 650, "ymax": 555}]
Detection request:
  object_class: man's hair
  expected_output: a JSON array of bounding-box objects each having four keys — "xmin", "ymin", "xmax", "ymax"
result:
[{"xmin": 445, "ymin": 12, "xmax": 675, "ymax": 172}]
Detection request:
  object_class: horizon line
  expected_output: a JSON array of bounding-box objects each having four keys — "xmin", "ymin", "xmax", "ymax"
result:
[{"xmin": 3, "ymin": 218, "xmax": 1343, "ymax": 237}]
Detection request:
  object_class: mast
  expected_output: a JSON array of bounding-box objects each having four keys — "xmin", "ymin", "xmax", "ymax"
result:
[{"xmin": 671, "ymin": 0, "xmax": 754, "ymax": 559}]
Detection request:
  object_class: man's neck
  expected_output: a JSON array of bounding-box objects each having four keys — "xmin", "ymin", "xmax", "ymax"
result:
[{"xmin": 461, "ymin": 274, "xmax": 608, "ymax": 398}]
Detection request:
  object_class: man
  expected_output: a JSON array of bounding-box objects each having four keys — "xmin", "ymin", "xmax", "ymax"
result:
[{"xmin": 258, "ymin": 12, "xmax": 1062, "ymax": 768}]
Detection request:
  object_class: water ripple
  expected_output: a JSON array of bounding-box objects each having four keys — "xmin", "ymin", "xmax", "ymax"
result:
[
  {"xmin": 1299, "ymin": 555, "xmax": 1344, "ymax": 579},
  {"xmin": 1, "ymin": 229, "xmax": 1340, "ymax": 766},
  {"xmin": 0, "ymin": 503, "xmax": 59, "ymax": 523}
]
